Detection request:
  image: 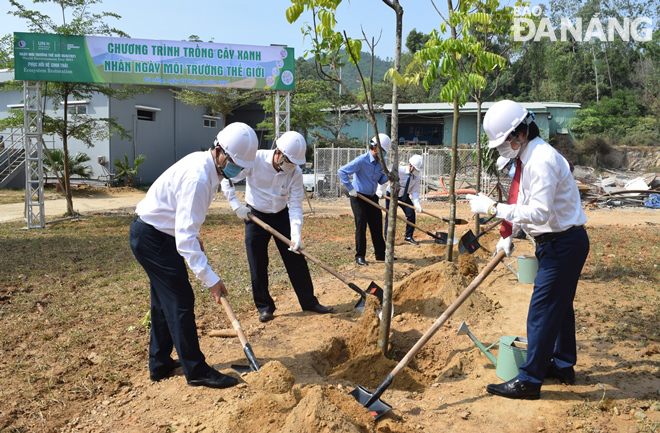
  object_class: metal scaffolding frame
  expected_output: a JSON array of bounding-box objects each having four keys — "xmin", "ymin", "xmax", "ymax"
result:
[
  {"xmin": 23, "ymin": 81, "xmax": 45, "ymax": 229},
  {"xmin": 274, "ymin": 91, "xmax": 290, "ymax": 139}
]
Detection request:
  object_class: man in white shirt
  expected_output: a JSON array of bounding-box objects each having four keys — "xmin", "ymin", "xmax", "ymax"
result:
[
  {"xmin": 130, "ymin": 122, "xmax": 258, "ymax": 389},
  {"xmin": 380, "ymin": 154, "xmax": 424, "ymax": 245},
  {"xmin": 468, "ymin": 100, "xmax": 590, "ymax": 400},
  {"xmin": 222, "ymin": 131, "xmax": 333, "ymax": 323}
]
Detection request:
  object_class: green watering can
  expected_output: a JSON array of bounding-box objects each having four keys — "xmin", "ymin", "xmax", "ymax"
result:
[{"xmin": 456, "ymin": 322, "xmax": 528, "ymax": 381}]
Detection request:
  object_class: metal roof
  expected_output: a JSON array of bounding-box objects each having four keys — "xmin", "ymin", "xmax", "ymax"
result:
[{"xmin": 381, "ymin": 101, "xmax": 579, "ymax": 114}]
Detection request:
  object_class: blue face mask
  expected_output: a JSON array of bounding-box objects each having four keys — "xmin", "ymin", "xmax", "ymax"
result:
[{"xmin": 221, "ymin": 160, "xmax": 243, "ymax": 179}]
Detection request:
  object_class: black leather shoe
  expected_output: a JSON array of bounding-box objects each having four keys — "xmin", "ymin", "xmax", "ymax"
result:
[
  {"xmin": 545, "ymin": 364, "xmax": 575, "ymax": 385},
  {"xmin": 188, "ymin": 369, "xmax": 238, "ymax": 389},
  {"xmin": 150, "ymin": 360, "xmax": 181, "ymax": 382},
  {"xmin": 259, "ymin": 311, "xmax": 274, "ymax": 323},
  {"xmin": 356, "ymin": 257, "xmax": 368, "ymax": 266},
  {"xmin": 404, "ymin": 237, "xmax": 419, "ymax": 245},
  {"xmin": 486, "ymin": 378, "xmax": 541, "ymax": 400},
  {"xmin": 304, "ymin": 304, "xmax": 334, "ymax": 314}
]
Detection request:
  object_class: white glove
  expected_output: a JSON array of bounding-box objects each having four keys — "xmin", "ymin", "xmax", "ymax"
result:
[
  {"xmin": 413, "ymin": 199, "xmax": 423, "ymax": 213},
  {"xmin": 466, "ymin": 192, "xmax": 495, "ymax": 215},
  {"xmin": 349, "ymin": 188, "xmax": 357, "ymax": 197},
  {"xmin": 496, "ymin": 236, "xmax": 514, "ymax": 257},
  {"xmin": 235, "ymin": 205, "xmax": 249, "ymax": 220},
  {"xmin": 289, "ymin": 226, "xmax": 302, "ymax": 253},
  {"xmin": 375, "ymin": 187, "xmax": 383, "ymax": 199}
]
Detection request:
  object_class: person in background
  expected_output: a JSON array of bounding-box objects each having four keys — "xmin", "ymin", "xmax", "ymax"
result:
[
  {"xmin": 467, "ymin": 100, "xmax": 589, "ymax": 400},
  {"xmin": 338, "ymin": 133, "xmax": 390, "ymax": 266},
  {"xmin": 222, "ymin": 131, "xmax": 333, "ymax": 323},
  {"xmin": 380, "ymin": 154, "xmax": 424, "ymax": 245},
  {"xmin": 130, "ymin": 122, "xmax": 258, "ymax": 389}
]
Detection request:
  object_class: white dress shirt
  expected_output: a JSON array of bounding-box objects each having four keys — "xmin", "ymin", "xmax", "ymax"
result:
[
  {"xmin": 386, "ymin": 165, "xmax": 420, "ymax": 202},
  {"xmin": 496, "ymin": 137, "xmax": 587, "ymax": 237},
  {"xmin": 135, "ymin": 151, "xmax": 220, "ymax": 288},
  {"xmin": 221, "ymin": 149, "xmax": 304, "ymax": 233}
]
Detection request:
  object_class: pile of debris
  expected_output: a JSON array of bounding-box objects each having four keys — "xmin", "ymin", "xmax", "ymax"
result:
[{"xmin": 573, "ymin": 167, "xmax": 660, "ymax": 208}]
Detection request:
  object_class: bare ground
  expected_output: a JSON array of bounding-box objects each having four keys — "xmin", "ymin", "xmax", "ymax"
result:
[{"xmin": 1, "ymin": 190, "xmax": 659, "ymax": 432}]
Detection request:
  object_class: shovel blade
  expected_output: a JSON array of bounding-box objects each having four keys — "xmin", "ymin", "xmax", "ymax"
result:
[
  {"xmin": 354, "ymin": 295, "xmax": 366, "ymax": 312},
  {"xmin": 366, "ymin": 281, "xmax": 384, "ymax": 305},
  {"xmin": 349, "ymin": 386, "xmax": 392, "ymax": 420},
  {"xmin": 434, "ymin": 232, "xmax": 448, "ymax": 244},
  {"xmin": 231, "ymin": 364, "xmax": 256, "ymax": 374},
  {"xmin": 458, "ymin": 230, "xmax": 480, "ymax": 255}
]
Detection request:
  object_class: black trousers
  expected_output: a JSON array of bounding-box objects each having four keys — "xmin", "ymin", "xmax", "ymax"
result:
[
  {"xmin": 245, "ymin": 206, "xmax": 319, "ymax": 314},
  {"xmin": 349, "ymin": 194, "xmax": 386, "ymax": 259},
  {"xmin": 517, "ymin": 227, "xmax": 590, "ymax": 385},
  {"xmin": 129, "ymin": 217, "xmax": 210, "ymax": 380},
  {"xmin": 384, "ymin": 194, "xmax": 416, "ymax": 239}
]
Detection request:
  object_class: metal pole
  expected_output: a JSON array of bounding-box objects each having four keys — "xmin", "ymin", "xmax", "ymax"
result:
[{"xmin": 23, "ymin": 81, "xmax": 45, "ymax": 229}]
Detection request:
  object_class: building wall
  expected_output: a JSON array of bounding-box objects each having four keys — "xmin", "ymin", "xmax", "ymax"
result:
[{"xmin": 109, "ymin": 86, "xmax": 220, "ymax": 184}]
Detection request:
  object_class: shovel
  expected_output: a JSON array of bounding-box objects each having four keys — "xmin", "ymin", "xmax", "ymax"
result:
[
  {"xmin": 350, "ymin": 250, "xmax": 507, "ymax": 419},
  {"xmin": 356, "ymin": 193, "xmax": 449, "ymax": 245},
  {"xmin": 458, "ymin": 217, "xmax": 503, "ymax": 255},
  {"xmin": 383, "ymin": 195, "xmax": 468, "ymax": 225},
  {"xmin": 217, "ymin": 293, "xmax": 261, "ymax": 374},
  {"xmin": 247, "ymin": 213, "xmax": 384, "ymax": 312}
]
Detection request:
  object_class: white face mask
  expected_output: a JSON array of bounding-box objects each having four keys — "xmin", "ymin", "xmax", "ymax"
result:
[
  {"xmin": 497, "ymin": 141, "xmax": 520, "ymax": 159},
  {"xmin": 280, "ymin": 162, "xmax": 296, "ymax": 173}
]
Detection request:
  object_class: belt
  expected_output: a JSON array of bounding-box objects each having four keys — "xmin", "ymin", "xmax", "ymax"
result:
[
  {"xmin": 135, "ymin": 215, "xmax": 146, "ymax": 224},
  {"xmin": 534, "ymin": 225, "xmax": 584, "ymax": 244}
]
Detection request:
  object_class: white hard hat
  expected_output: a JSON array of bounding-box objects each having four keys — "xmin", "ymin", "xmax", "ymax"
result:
[
  {"xmin": 483, "ymin": 100, "xmax": 530, "ymax": 148},
  {"xmin": 409, "ymin": 154, "xmax": 424, "ymax": 171},
  {"xmin": 276, "ymin": 131, "xmax": 307, "ymax": 165},
  {"xmin": 370, "ymin": 133, "xmax": 391, "ymax": 152},
  {"xmin": 214, "ymin": 122, "xmax": 258, "ymax": 168}
]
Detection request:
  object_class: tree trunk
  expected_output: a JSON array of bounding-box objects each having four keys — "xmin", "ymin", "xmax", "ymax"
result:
[
  {"xmin": 379, "ymin": 0, "xmax": 403, "ymax": 356},
  {"xmin": 446, "ymin": 94, "xmax": 459, "ymax": 262},
  {"xmin": 62, "ymin": 87, "xmax": 75, "ymax": 216},
  {"xmin": 474, "ymin": 96, "xmax": 483, "ymax": 235}
]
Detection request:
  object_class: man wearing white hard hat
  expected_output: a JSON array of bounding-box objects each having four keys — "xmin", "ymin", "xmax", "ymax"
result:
[
  {"xmin": 222, "ymin": 131, "xmax": 333, "ymax": 323},
  {"xmin": 338, "ymin": 133, "xmax": 390, "ymax": 266},
  {"xmin": 467, "ymin": 100, "xmax": 589, "ymax": 400},
  {"xmin": 380, "ymin": 154, "xmax": 424, "ymax": 245},
  {"xmin": 130, "ymin": 122, "xmax": 258, "ymax": 389}
]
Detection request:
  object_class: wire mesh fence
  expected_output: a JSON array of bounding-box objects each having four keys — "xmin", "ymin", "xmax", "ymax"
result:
[{"xmin": 311, "ymin": 146, "xmax": 511, "ymax": 200}]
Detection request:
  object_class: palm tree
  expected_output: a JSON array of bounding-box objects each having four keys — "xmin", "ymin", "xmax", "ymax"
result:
[
  {"xmin": 43, "ymin": 149, "xmax": 92, "ymax": 191},
  {"xmin": 114, "ymin": 154, "xmax": 146, "ymax": 187}
]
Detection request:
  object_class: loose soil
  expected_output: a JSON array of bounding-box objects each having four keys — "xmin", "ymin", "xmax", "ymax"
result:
[{"xmin": 1, "ymin": 191, "xmax": 659, "ymax": 432}]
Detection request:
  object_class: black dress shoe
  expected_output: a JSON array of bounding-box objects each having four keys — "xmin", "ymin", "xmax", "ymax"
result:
[
  {"xmin": 404, "ymin": 237, "xmax": 419, "ymax": 245},
  {"xmin": 356, "ymin": 257, "xmax": 368, "ymax": 266},
  {"xmin": 545, "ymin": 364, "xmax": 575, "ymax": 385},
  {"xmin": 188, "ymin": 369, "xmax": 238, "ymax": 389},
  {"xmin": 150, "ymin": 360, "xmax": 182, "ymax": 382},
  {"xmin": 304, "ymin": 304, "xmax": 334, "ymax": 314},
  {"xmin": 486, "ymin": 378, "xmax": 541, "ymax": 400},
  {"xmin": 259, "ymin": 311, "xmax": 274, "ymax": 323}
]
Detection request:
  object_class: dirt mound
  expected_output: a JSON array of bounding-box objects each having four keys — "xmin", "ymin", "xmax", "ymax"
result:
[
  {"xmin": 281, "ymin": 386, "xmax": 374, "ymax": 433},
  {"xmin": 243, "ymin": 360, "xmax": 296, "ymax": 393},
  {"xmin": 348, "ymin": 295, "xmax": 381, "ymax": 357},
  {"xmin": 393, "ymin": 261, "xmax": 493, "ymax": 320},
  {"xmin": 457, "ymin": 253, "xmax": 478, "ymax": 277}
]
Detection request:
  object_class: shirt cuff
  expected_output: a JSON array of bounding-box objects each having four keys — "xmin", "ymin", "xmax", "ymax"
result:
[
  {"xmin": 496, "ymin": 203, "xmax": 514, "ymax": 220},
  {"xmin": 199, "ymin": 267, "xmax": 220, "ymax": 289}
]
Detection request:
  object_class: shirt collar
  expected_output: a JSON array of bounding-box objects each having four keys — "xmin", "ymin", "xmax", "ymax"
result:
[
  {"xmin": 206, "ymin": 151, "xmax": 221, "ymax": 189},
  {"xmin": 368, "ymin": 151, "xmax": 377, "ymax": 164},
  {"xmin": 267, "ymin": 149, "xmax": 280, "ymax": 173},
  {"xmin": 519, "ymin": 136, "xmax": 543, "ymax": 166}
]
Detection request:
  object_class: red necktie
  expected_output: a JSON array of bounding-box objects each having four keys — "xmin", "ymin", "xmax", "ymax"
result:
[{"xmin": 500, "ymin": 158, "xmax": 522, "ymax": 238}]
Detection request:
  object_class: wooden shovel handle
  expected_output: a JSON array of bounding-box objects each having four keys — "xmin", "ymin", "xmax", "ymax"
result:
[
  {"xmin": 246, "ymin": 213, "xmax": 356, "ymax": 290},
  {"xmin": 356, "ymin": 193, "xmax": 439, "ymax": 239},
  {"xmin": 218, "ymin": 294, "xmax": 249, "ymax": 347},
  {"xmin": 389, "ymin": 250, "xmax": 506, "ymax": 378},
  {"xmin": 383, "ymin": 195, "xmax": 467, "ymax": 225}
]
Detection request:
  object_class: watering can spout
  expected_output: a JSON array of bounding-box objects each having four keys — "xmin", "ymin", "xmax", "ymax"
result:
[{"xmin": 456, "ymin": 322, "xmax": 498, "ymax": 367}]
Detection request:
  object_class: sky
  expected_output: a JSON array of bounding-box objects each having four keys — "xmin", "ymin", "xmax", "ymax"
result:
[{"xmin": 0, "ymin": 0, "xmax": 525, "ymax": 60}]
